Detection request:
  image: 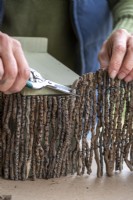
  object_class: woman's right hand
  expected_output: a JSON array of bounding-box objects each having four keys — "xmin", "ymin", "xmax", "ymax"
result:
[{"xmin": 0, "ymin": 32, "xmax": 30, "ymax": 94}]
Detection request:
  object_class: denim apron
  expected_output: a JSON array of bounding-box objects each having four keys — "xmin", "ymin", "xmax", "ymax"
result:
[{"xmin": 71, "ymin": 0, "xmax": 113, "ymax": 74}]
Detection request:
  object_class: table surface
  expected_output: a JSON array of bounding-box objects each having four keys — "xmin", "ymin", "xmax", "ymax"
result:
[{"xmin": 0, "ymin": 162, "xmax": 133, "ymax": 200}]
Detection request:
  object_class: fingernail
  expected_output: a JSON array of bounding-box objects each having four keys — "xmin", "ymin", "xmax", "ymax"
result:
[
  {"xmin": 101, "ymin": 66, "xmax": 107, "ymax": 70},
  {"xmin": 125, "ymin": 76, "xmax": 132, "ymax": 83},
  {"xmin": 118, "ymin": 72, "xmax": 125, "ymax": 80},
  {"xmin": 110, "ymin": 70, "xmax": 117, "ymax": 79},
  {"xmin": 100, "ymin": 62, "xmax": 109, "ymax": 70},
  {"xmin": 4, "ymin": 91, "xmax": 12, "ymax": 95}
]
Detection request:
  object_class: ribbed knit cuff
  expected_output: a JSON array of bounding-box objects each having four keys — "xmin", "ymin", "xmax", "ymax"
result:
[{"xmin": 113, "ymin": 15, "xmax": 133, "ymax": 33}]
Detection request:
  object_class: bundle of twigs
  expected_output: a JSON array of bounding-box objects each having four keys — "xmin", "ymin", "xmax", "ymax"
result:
[{"xmin": 0, "ymin": 69, "xmax": 133, "ymax": 180}]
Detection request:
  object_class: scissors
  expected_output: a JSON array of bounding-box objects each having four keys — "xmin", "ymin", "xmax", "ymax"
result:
[{"xmin": 26, "ymin": 68, "xmax": 76, "ymax": 95}]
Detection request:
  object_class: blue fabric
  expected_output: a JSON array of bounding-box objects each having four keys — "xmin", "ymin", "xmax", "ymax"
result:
[{"xmin": 71, "ymin": 0, "xmax": 113, "ymax": 74}]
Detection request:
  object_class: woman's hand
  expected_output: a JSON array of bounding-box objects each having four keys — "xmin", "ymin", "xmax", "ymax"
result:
[
  {"xmin": 98, "ymin": 29, "xmax": 133, "ymax": 82},
  {"xmin": 0, "ymin": 32, "xmax": 30, "ymax": 94}
]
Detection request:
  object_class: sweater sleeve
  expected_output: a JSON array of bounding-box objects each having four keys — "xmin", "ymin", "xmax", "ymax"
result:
[{"xmin": 112, "ymin": 0, "xmax": 133, "ymax": 33}]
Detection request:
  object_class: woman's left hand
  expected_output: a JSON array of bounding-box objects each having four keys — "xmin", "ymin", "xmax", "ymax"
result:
[{"xmin": 98, "ymin": 29, "xmax": 133, "ymax": 82}]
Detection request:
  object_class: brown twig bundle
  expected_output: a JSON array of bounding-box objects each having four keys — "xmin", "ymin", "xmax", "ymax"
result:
[{"xmin": 0, "ymin": 69, "xmax": 133, "ymax": 180}]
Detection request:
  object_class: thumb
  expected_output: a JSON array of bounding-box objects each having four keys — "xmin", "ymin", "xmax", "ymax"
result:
[{"xmin": 98, "ymin": 41, "xmax": 110, "ymax": 70}]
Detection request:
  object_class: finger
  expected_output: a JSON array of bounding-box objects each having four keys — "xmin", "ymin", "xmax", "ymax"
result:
[
  {"xmin": 7, "ymin": 39, "xmax": 30, "ymax": 93},
  {"xmin": 98, "ymin": 40, "xmax": 110, "ymax": 69},
  {"xmin": 108, "ymin": 30, "xmax": 128, "ymax": 79},
  {"xmin": 0, "ymin": 57, "xmax": 4, "ymax": 80},
  {"xmin": 12, "ymin": 39, "xmax": 30, "ymax": 80},
  {"xmin": 124, "ymin": 69, "xmax": 133, "ymax": 82},
  {"xmin": 0, "ymin": 34, "xmax": 18, "ymax": 92},
  {"xmin": 117, "ymin": 36, "xmax": 133, "ymax": 80},
  {"xmin": 6, "ymin": 73, "xmax": 26, "ymax": 93},
  {"xmin": 0, "ymin": 51, "xmax": 18, "ymax": 92}
]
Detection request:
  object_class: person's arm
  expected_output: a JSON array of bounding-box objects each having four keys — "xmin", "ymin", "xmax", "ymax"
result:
[
  {"xmin": 112, "ymin": 0, "xmax": 133, "ymax": 33},
  {"xmin": 99, "ymin": 0, "xmax": 133, "ymax": 82}
]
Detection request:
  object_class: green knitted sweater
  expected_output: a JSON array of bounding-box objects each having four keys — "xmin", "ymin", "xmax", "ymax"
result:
[{"xmin": 110, "ymin": 0, "xmax": 133, "ymax": 33}]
